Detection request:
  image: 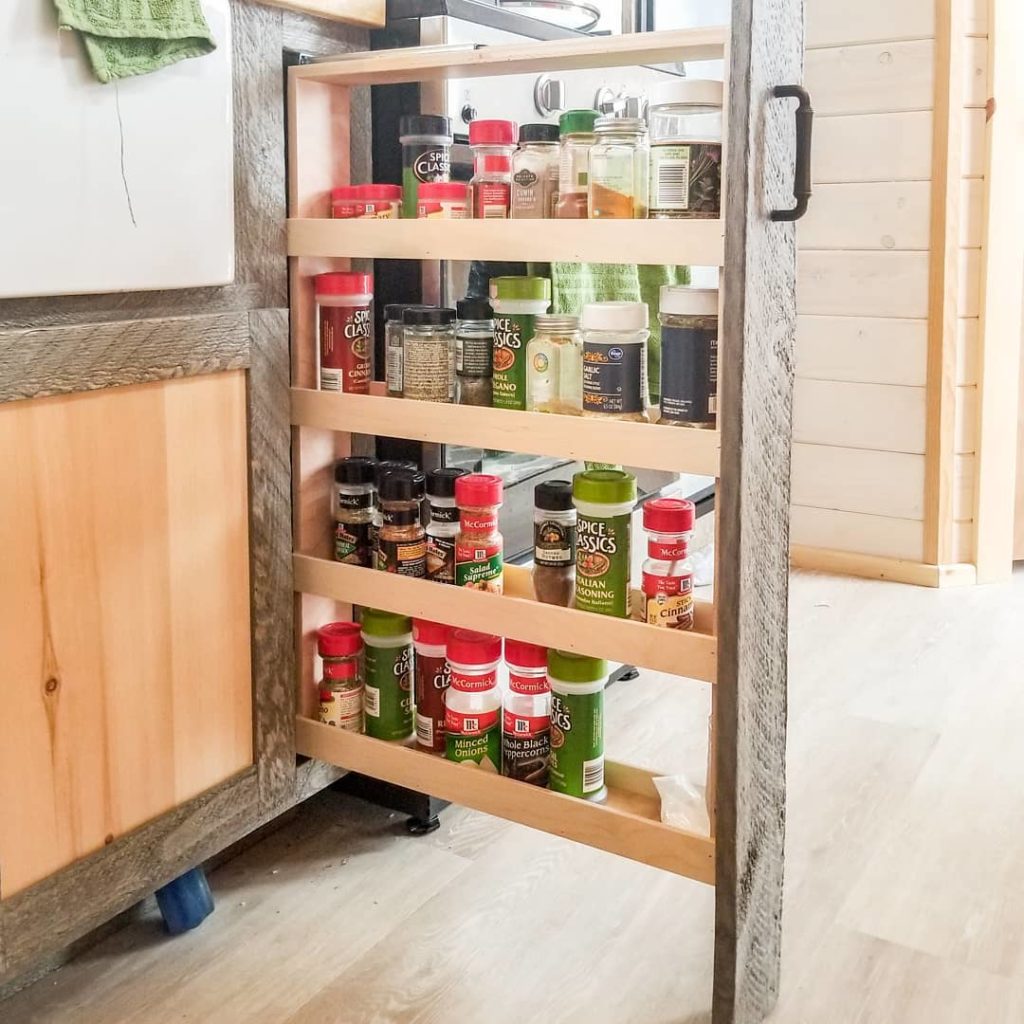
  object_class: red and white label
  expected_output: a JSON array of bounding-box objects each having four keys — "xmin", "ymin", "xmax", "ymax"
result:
[
  {"xmin": 445, "ymin": 706, "xmax": 499, "ymax": 735},
  {"xmin": 502, "ymin": 710, "xmax": 549, "ymax": 737},
  {"xmin": 508, "ymin": 670, "xmax": 549, "ymax": 696},
  {"xmin": 449, "ymin": 666, "xmax": 498, "ymax": 693}
]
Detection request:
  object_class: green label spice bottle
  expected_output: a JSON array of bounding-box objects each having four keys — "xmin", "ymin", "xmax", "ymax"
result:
[
  {"xmin": 490, "ymin": 276, "xmax": 551, "ymax": 411},
  {"xmin": 572, "ymin": 469, "xmax": 637, "ymax": 618},
  {"xmin": 548, "ymin": 651, "xmax": 609, "ymax": 800},
  {"xmin": 361, "ymin": 608, "xmax": 414, "ymax": 742}
]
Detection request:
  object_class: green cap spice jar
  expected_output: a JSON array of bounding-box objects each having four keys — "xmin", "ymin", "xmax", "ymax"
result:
[
  {"xmin": 361, "ymin": 608, "xmax": 414, "ymax": 742},
  {"xmin": 490, "ymin": 276, "xmax": 551, "ymax": 411},
  {"xmin": 548, "ymin": 651, "xmax": 609, "ymax": 800},
  {"xmin": 573, "ymin": 469, "xmax": 637, "ymax": 618}
]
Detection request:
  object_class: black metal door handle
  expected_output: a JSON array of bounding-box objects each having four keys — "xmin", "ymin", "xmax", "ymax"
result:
[{"xmin": 771, "ymin": 85, "xmax": 813, "ymax": 222}]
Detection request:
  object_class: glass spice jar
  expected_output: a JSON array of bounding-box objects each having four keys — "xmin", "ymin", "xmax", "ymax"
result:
[
  {"xmin": 581, "ymin": 301, "xmax": 650, "ymax": 422},
  {"xmin": 454, "ymin": 473, "xmax": 504, "ymax": 593},
  {"xmin": 371, "ymin": 459, "xmax": 418, "ymax": 557},
  {"xmin": 332, "ymin": 455, "xmax": 377, "ymax": 567},
  {"xmin": 641, "ymin": 497, "xmax": 696, "ymax": 630},
  {"xmin": 317, "ymin": 622, "xmax": 364, "ymax": 732},
  {"xmin": 425, "ymin": 467, "xmax": 468, "ymax": 584},
  {"xmin": 526, "ymin": 314, "xmax": 582, "ymax": 415},
  {"xmin": 377, "ymin": 468, "xmax": 427, "ymax": 577},
  {"xmin": 659, "ymin": 285, "xmax": 718, "ymax": 428},
  {"xmin": 315, "ymin": 271, "xmax": 373, "ymax": 393},
  {"xmin": 555, "ymin": 109, "xmax": 599, "ymax": 219},
  {"xmin": 455, "ymin": 298, "xmax": 494, "ymax": 407},
  {"xmin": 469, "ymin": 119, "xmax": 517, "ymax": 219},
  {"xmin": 589, "ymin": 116, "xmax": 650, "ymax": 219},
  {"xmin": 511, "ymin": 123, "xmax": 560, "ymax": 219},
  {"xmin": 401, "ymin": 307, "xmax": 456, "ymax": 403},
  {"xmin": 532, "ymin": 479, "xmax": 576, "ymax": 607}
]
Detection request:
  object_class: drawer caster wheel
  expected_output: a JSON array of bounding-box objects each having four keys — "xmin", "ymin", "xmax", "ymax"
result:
[
  {"xmin": 406, "ymin": 814, "xmax": 441, "ymax": 836},
  {"xmin": 155, "ymin": 867, "xmax": 215, "ymax": 935}
]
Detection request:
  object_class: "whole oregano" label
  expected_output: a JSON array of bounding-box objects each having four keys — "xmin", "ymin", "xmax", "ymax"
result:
[{"xmin": 492, "ymin": 313, "xmax": 535, "ymax": 410}]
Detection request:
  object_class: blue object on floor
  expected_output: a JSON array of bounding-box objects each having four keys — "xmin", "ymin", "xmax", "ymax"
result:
[{"xmin": 155, "ymin": 867, "xmax": 214, "ymax": 935}]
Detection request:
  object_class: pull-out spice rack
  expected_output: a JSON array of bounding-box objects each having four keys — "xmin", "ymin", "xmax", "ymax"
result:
[{"xmin": 287, "ymin": 20, "xmax": 795, "ymax": 1023}]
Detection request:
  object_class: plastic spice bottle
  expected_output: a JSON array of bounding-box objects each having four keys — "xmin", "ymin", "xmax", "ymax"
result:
[
  {"xmin": 581, "ymin": 301, "xmax": 650, "ymax": 422},
  {"xmin": 455, "ymin": 473, "xmax": 504, "ymax": 592},
  {"xmin": 648, "ymin": 79, "xmax": 723, "ymax": 220},
  {"xmin": 330, "ymin": 186, "xmax": 359, "ymax": 219},
  {"xmin": 372, "ymin": 460, "xmax": 418, "ymax": 557},
  {"xmin": 417, "ymin": 181, "xmax": 470, "ymax": 219},
  {"xmin": 526, "ymin": 314, "xmax": 582, "ymax": 415},
  {"xmin": 317, "ymin": 622, "xmax": 364, "ymax": 732},
  {"xmin": 445, "ymin": 629, "xmax": 503, "ymax": 767},
  {"xmin": 332, "ymin": 455, "xmax": 377, "ymax": 567},
  {"xmin": 589, "ymin": 116, "xmax": 650, "ymax": 219},
  {"xmin": 455, "ymin": 298, "xmax": 494, "ymax": 407},
  {"xmin": 469, "ymin": 119, "xmax": 517, "ymax": 219},
  {"xmin": 315, "ymin": 272, "xmax": 373, "ymax": 393},
  {"xmin": 511, "ymin": 123, "xmax": 560, "ymax": 218},
  {"xmin": 658, "ymin": 285, "xmax": 718, "ymax": 428},
  {"xmin": 532, "ymin": 479, "xmax": 576, "ymax": 607},
  {"xmin": 356, "ymin": 184, "xmax": 403, "ymax": 218},
  {"xmin": 377, "ymin": 468, "xmax": 426, "ymax": 577},
  {"xmin": 548, "ymin": 650, "xmax": 609, "ymax": 800},
  {"xmin": 573, "ymin": 469, "xmax": 637, "ymax": 618},
  {"xmin": 555, "ymin": 109, "xmax": 599, "ymax": 219},
  {"xmin": 642, "ymin": 498, "xmax": 696, "ymax": 630},
  {"xmin": 502, "ymin": 639, "xmax": 551, "ymax": 785},
  {"xmin": 361, "ymin": 609, "xmax": 414, "ymax": 742},
  {"xmin": 412, "ymin": 619, "xmax": 451, "ymax": 754},
  {"xmin": 491, "ymin": 276, "xmax": 551, "ymax": 411},
  {"xmin": 400, "ymin": 114, "xmax": 453, "ymax": 219},
  {"xmin": 401, "ymin": 307, "xmax": 456, "ymax": 403},
  {"xmin": 425, "ymin": 467, "xmax": 468, "ymax": 584}
]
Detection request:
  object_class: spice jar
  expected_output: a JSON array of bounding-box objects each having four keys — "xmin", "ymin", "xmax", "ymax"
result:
[
  {"xmin": 573, "ymin": 469, "xmax": 637, "ymax": 619},
  {"xmin": 659, "ymin": 285, "xmax": 718, "ymax": 428},
  {"xmin": 491, "ymin": 276, "xmax": 551, "ymax": 411},
  {"xmin": 315, "ymin": 272, "xmax": 373, "ymax": 393},
  {"xmin": 445, "ymin": 629, "xmax": 503, "ymax": 767},
  {"xmin": 648, "ymin": 79, "xmax": 723, "ymax": 220},
  {"xmin": 356, "ymin": 184, "xmax": 403, "ymax": 218},
  {"xmin": 455, "ymin": 298, "xmax": 494, "ymax": 407},
  {"xmin": 526, "ymin": 314, "xmax": 582, "ymax": 415},
  {"xmin": 642, "ymin": 498, "xmax": 696, "ymax": 630},
  {"xmin": 455, "ymin": 473, "xmax": 504, "ymax": 592},
  {"xmin": 330, "ymin": 186, "xmax": 359, "ymax": 219},
  {"xmin": 377, "ymin": 468, "xmax": 426, "ymax": 577},
  {"xmin": 417, "ymin": 181, "xmax": 470, "ymax": 219},
  {"xmin": 400, "ymin": 114, "xmax": 452, "ymax": 219},
  {"xmin": 469, "ymin": 119, "xmax": 517, "ymax": 219},
  {"xmin": 384, "ymin": 303, "xmax": 421, "ymax": 399},
  {"xmin": 511, "ymin": 123, "xmax": 560, "ymax": 219},
  {"xmin": 425, "ymin": 466, "xmax": 468, "ymax": 584},
  {"xmin": 548, "ymin": 650, "xmax": 609, "ymax": 801},
  {"xmin": 502, "ymin": 639, "xmax": 550, "ymax": 785},
  {"xmin": 555, "ymin": 109, "xmax": 598, "ymax": 219},
  {"xmin": 317, "ymin": 622, "xmax": 364, "ymax": 732},
  {"xmin": 589, "ymin": 116, "xmax": 649, "ymax": 219},
  {"xmin": 361, "ymin": 608, "xmax": 414, "ymax": 742},
  {"xmin": 332, "ymin": 455, "xmax": 377, "ymax": 567},
  {"xmin": 581, "ymin": 301, "xmax": 650, "ymax": 421},
  {"xmin": 412, "ymin": 619, "xmax": 451, "ymax": 754},
  {"xmin": 532, "ymin": 479, "xmax": 576, "ymax": 607},
  {"xmin": 401, "ymin": 307, "xmax": 456, "ymax": 403}
]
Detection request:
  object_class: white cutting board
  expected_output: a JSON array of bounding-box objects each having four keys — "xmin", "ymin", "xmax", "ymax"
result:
[{"xmin": 0, "ymin": 0, "xmax": 234, "ymax": 298}]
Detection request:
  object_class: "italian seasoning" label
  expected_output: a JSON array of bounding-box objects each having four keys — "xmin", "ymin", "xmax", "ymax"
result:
[{"xmin": 574, "ymin": 513, "xmax": 631, "ymax": 617}]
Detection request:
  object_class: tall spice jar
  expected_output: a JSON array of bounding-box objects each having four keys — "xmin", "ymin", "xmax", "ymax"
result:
[
  {"xmin": 455, "ymin": 473, "xmax": 504, "ymax": 593},
  {"xmin": 401, "ymin": 307, "xmax": 456, "ymax": 403},
  {"xmin": 491, "ymin": 276, "xmax": 551, "ymax": 411},
  {"xmin": 455, "ymin": 298, "xmax": 494, "ymax": 407},
  {"xmin": 555, "ymin": 109, "xmax": 598, "ymax": 219},
  {"xmin": 581, "ymin": 301, "xmax": 650, "ymax": 422},
  {"xmin": 317, "ymin": 622, "xmax": 364, "ymax": 732},
  {"xmin": 589, "ymin": 116, "xmax": 650, "ymax": 219},
  {"xmin": 511, "ymin": 123, "xmax": 560, "ymax": 218},
  {"xmin": 315, "ymin": 272, "xmax": 373, "ymax": 393},
  {"xmin": 412, "ymin": 619, "xmax": 451, "ymax": 754},
  {"xmin": 332, "ymin": 456, "xmax": 377, "ymax": 567},
  {"xmin": 385, "ymin": 303, "xmax": 433, "ymax": 398},
  {"xmin": 400, "ymin": 114, "xmax": 452, "ymax": 219},
  {"xmin": 548, "ymin": 651, "xmax": 609, "ymax": 801},
  {"xmin": 526, "ymin": 314, "xmax": 582, "ymax": 415},
  {"xmin": 573, "ymin": 469, "xmax": 637, "ymax": 618},
  {"xmin": 532, "ymin": 480, "xmax": 576, "ymax": 607},
  {"xmin": 502, "ymin": 640, "xmax": 551, "ymax": 786},
  {"xmin": 371, "ymin": 460, "xmax": 417, "ymax": 557},
  {"xmin": 658, "ymin": 285, "xmax": 718, "ymax": 428},
  {"xmin": 376, "ymin": 469, "xmax": 426, "ymax": 577},
  {"xmin": 361, "ymin": 609, "xmax": 414, "ymax": 742},
  {"xmin": 444, "ymin": 630, "xmax": 503, "ymax": 768},
  {"xmin": 469, "ymin": 119, "xmax": 517, "ymax": 219},
  {"xmin": 641, "ymin": 498, "xmax": 696, "ymax": 630},
  {"xmin": 425, "ymin": 467, "xmax": 468, "ymax": 584}
]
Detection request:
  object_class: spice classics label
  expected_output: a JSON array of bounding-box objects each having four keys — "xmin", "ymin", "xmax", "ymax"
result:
[
  {"xmin": 445, "ymin": 707, "xmax": 500, "ymax": 768},
  {"xmin": 319, "ymin": 305, "xmax": 371, "ymax": 394},
  {"xmin": 415, "ymin": 656, "xmax": 450, "ymax": 753},
  {"xmin": 549, "ymin": 690, "xmax": 604, "ymax": 798},
  {"xmin": 575, "ymin": 514, "xmax": 631, "ymax": 617},
  {"xmin": 364, "ymin": 642, "xmax": 413, "ymax": 741},
  {"xmin": 492, "ymin": 314, "xmax": 534, "ymax": 410},
  {"xmin": 502, "ymin": 710, "xmax": 550, "ymax": 785}
]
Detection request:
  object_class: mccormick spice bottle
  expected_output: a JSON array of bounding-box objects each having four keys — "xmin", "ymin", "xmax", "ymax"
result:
[
  {"xmin": 412, "ymin": 619, "xmax": 451, "ymax": 754},
  {"xmin": 355, "ymin": 184, "xmax": 402, "ymax": 218},
  {"xmin": 400, "ymin": 114, "xmax": 453, "ymax": 219},
  {"xmin": 425, "ymin": 467, "xmax": 468, "ymax": 584},
  {"xmin": 454, "ymin": 473, "xmax": 504, "ymax": 593},
  {"xmin": 573, "ymin": 469, "xmax": 637, "ymax": 618},
  {"xmin": 317, "ymin": 622, "xmax": 364, "ymax": 732},
  {"xmin": 315, "ymin": 272, "xmax": 373, "ymax": 393},
  {"xmin": 658, "ymin": 285, "xmax": 718, "ymax": 428},
  {"xmin": 491, "ymin": 276, "xmax": 551, "ymax": 411},
  {"xmin": 417, "ymin": 181, "xmax": 470, "ymax": 219},
  {"xmin": 376, "ymin": 468, "xmax": 426, "ymax": 577},
  {"xmin": 548, "ymin": 651, "xmax": 609, "ymax": 800},
  {"xmin": 502, "ymin": 640, "xmax": 550, "ymax": 786},
  {"xmin": 361, "ymin": 609, "xmax": 414, "ymax": 742},
  {"xmin": 469, "ymin": 119, "xmax": 517, "ymax": 219},
  {"xmin": 332, "ymin": 456, "xmax": 377, "ymax": 567},
  {"xmin": 511, "ymin": 123, "xmax": 560, "ymax": 218},
  {"xmin": 641, "ymin": 498, "xmax": 696, "ymax": 630},
  {"xmin": 372, "ymin": 460, "xmax": 419, "ymax": 557},
  {"xmin": 532, "ymin": 479, "xmax": 576, "ymax": 607},
  {"xmin": 445, "ymin": 630, "xmax": 503, "ymax": 768}
]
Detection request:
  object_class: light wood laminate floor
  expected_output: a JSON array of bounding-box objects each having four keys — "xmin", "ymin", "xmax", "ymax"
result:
[{"xmin": 4, "ymin": 568, "xmax": 1024, "ymax": 1023}]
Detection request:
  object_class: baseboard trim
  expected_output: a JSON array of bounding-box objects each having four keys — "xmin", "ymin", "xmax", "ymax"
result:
[{"xmin": 790, "ymin": 545, "xmax": 978, "ymax": 588}]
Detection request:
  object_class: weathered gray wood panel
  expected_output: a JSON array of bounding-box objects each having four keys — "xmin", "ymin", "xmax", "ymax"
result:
[{"xmin": 713, "ymin": 0, "xmax": 801, "ymax": 1021}]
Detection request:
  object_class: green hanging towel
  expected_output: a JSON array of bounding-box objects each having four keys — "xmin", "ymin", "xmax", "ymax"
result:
[{"xmin": 54, "ymin": 0, "xmax": 216, "ymax": 83}]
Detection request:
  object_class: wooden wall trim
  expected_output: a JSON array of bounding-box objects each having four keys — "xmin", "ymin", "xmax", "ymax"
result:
[
  {"xmin": 790, "ymin": 544, "xmax": 978, "ymax": 586},
  {"xmin": 0, "ymin": 313, "xmax": 252, "ymax": 404}
]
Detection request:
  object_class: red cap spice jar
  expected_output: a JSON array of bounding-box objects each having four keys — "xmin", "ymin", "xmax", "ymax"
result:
[
  {"xmin": 469, "ymin": 119, "xmax": 517, "ymax": 219},
  {"xmin": 317, "ymin": 622, "xmax": 364, "ymax": 732},
  {"xmin": 330, "ymin": 185, "xmax": 360, "ymax": 219},
  {"xmin": 356, "ymin": 183, "xmax": 402, "ymax": 219},
  {"xmin": 445, "ymin": 629, "xmax": 503, "ymax": 767},
  {"xmin": 315, "ymin": 271, "xmax": 373, "ymax": 394},
  {"xmin": 501, "ymin": 639, "xmax": 551, "ymax": 786},
  {"xmin": 454, "ymin": 473, "xmax": 504, "ymax": 592},
  {"xmin": 417, "ymin": 181, "xmax": 470, "ymax": 220},
  {"xmin": 412, "ymin": 619, "xmax": 451, "ymax": 754},
  {"xmin": 641, "ymin": 497, "xmax": 696, "ymax": 630}
]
